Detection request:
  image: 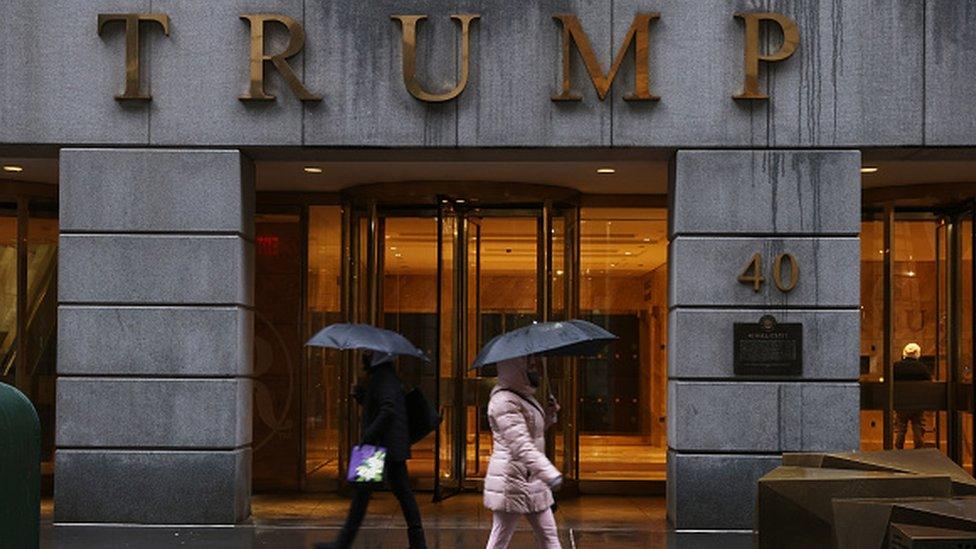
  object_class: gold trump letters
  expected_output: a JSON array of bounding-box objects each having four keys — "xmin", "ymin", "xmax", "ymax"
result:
[
  {"xmin": 733, "ymin": 12, "xmax": 800, "ymax": 100},
  {"xmin": 551, "ymin": 13, "xmax": 660, "ymax": 102},
  {"xmin": 97, "ymin": 11, "xmax": 800, "ymax": 104},
  {"xmin": 239, "ymin": 14, "xmax": 321, "ymax": 102},
  {"xmin": 97, "ymin": 13, "xmax": 170, "ymax": 101},
  {"xmin": 391, "ymin": 15, "xmax": 480, "ymax": 103}
]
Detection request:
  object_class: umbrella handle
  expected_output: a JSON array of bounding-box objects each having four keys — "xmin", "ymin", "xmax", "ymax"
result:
[{"xmin": 542, "ymin": 358, "xmax": 555, "ymax": 404}]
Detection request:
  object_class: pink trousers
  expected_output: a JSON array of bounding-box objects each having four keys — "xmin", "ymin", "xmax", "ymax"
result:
[{"xmin": 486, "ymin": 508, "xmax": 561, "ymax": 549}]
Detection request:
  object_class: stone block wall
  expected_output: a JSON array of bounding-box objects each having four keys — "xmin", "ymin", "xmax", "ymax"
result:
[
  {"xmin": 55, "ymin": 149, "xmax": 254, "ymax": 524},
  {"xmin": 667, "ymin": 150, "xmax": 861, "ymax": 530}
]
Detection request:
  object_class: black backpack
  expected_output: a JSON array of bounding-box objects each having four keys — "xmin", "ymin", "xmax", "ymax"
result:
[{"xmin": 405, "ymin": 387, "xmax": 441, "ymax": 444}]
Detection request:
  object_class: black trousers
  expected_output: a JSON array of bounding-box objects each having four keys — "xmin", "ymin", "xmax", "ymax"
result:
[{"xmin": 335, "ymin": 460, "xmax": 427, "ymax": 549}]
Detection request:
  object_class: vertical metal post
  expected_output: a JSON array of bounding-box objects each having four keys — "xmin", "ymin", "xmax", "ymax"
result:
[
  {"xmin": 14, "ymin": 197, "xmax": 28, "ymax": 396},
  {"xmin": 338, "ymin": 202, "xmax": 355, "ymax": 489},
  {"xmin": 366, "ymin": 201, "xmax": 380, "ymax": 326},
  {"xmin": 540, "ymin": 202, "xmax": 552, "ymax": 323},
  {"xmin": 883, "ymin": 204, "xmax": 895, "ymax": 450},
  {"xmin": 453, "ymin": 208, "xmax": 466, "ymax": 488},
  {"xmin": 935, "ymin": 219, "xmax": 943, "ymax": 451},
  {"xmin": 433, "ymin": 205, "xmax": 444, "ymax": 501},
  {"xmin": 948, "ymin": 215, "xmax": 961, "ymax": 462},
  {"xmin": 970, "ymin": 202, "xmax": 976, "ymax": 469}
]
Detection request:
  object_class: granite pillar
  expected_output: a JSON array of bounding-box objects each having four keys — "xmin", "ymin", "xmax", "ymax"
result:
[
  {"xmin": 667, "ymin": 150, "xmax": 861, "ymax": 530},
  {"xmin": 55, "ymin": 149, "xmax": 254, "ymax": 524}
]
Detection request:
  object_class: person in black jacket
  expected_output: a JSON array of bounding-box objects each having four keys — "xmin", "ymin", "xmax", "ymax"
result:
[
  {"xmin": 315, "ymin": 352, "xmax": 427, "ymax": 549},
  {"xmin": 894, "ymin": 342, "xmax": 931, "ymax": 449}
]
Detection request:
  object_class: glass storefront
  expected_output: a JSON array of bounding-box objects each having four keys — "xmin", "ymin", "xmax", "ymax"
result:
[
  {"xmin": 251, "ymin": 183, "xmax": 976, "ymax": 493},
  {"xmin": 0, "ymin": 193, "xmax": 58, "ymax": 492},
  {"xmin": 252, "ymin": 187, "xmax": 669, "ymax": 493},
  {"xmin": 860, "ymin": 203, "xmax": 976, "ymax": 471},
  {"xmin": 578, "ymin": 208, "xmax": 668, "ymax": 481}
]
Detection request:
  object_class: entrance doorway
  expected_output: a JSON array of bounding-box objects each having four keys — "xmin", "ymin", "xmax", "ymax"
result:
[
  {"xmin": 251, "ymin": 181, "xmax": 671, "ymax": 494},
  {"xmin": 860, "ymin": 201, "xmax": 976, "ymax": 469},
  {"xmin": 342, "ymin": 188, "xmax": 580, "ymax": 499}
]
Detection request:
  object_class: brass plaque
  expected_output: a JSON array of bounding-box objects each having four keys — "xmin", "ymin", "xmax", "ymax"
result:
[{"xmin": 733, "ymin": 315, "xmax": 802, "ymax": 377}]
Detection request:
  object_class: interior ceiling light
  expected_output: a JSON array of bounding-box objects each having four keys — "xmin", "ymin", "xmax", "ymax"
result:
[
  {"xmin": 304, "ymin": 166, "xmax": 323, "ymax": 174},
  {"xmin": 2, "ymin": 165, "xmax": 23, "ymax": 173},
  {"xmin": 596, "ymin": 167, "xmax": 616, "ymax": 175},
  {"xmin": 860, "ymin": 166, "xmax": 879, "ymax": 174}
]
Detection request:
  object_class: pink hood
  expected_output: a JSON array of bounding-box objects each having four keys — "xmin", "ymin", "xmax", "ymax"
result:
[{"xmin": 495, "ymin": 357, "xmax": 535, "ymax": 395}]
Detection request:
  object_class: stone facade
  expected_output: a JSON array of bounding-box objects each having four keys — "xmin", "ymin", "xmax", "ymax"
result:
[
  {"xmin": 0, "ymin": 1, "xmax": 962, "ymax": 148},
  {"xmin": 0, "ymin": 0, "xmax": 962, "ymax": 531},
  {"xmin": 667, "ymin": 150, "xmax": 861, "ymax": 529},
  {"xmin": 55, "ymin": 149, "xmax": 254, "ymax": 524}
]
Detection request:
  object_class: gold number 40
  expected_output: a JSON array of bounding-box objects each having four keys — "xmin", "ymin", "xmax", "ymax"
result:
[{"xmin": 737, "ymin": 252, "xmax": 799, "ymax": 293}]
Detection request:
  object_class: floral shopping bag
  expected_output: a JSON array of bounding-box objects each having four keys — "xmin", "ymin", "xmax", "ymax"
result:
[{"xmin": 347, "ymin": 444, "xmax": 387, "ymax": 483}]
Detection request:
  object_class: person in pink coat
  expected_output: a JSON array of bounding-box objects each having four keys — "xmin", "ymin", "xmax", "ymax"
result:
[{"xmin": 483, "ymin": 356, "xmax": 563, "ymax": 549}]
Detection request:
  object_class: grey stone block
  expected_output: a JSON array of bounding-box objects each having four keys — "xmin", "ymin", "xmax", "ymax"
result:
[
  {"xmin": 0, "ymin": 0, "xmax": 151, "ymax": 144},
  {"xmin": 60, "ymin": 149, "xmax": 254, "ymax": 235},
  {"xmin": 667, "ymin": 381, "xmax": 860, "ymax": 453},
  {"xmin": 668, "ymin": 237, "xmax": 860, "ymax": 308},
  {"xmin": 668, "ymin": 309, "xmax": 859, "ymax": 380},
  {"xmin": 455, "ymin": 0, "xmax": 611, "ymax": 146},
  {"xmin": 55, "ymin": 448, "xmax": 250, "ymax": 524},
  {"xmin": 767, "ymin": 0, "xmax": 924, "ymax": 146},
  {"xmin": 59, "ymin": 234, "xmax": 253, "ymax": 305},
  {"xmin": 149, "ymin": 0, "xmax": 304, "ymax": 146},
  {"xmin": 58, "ymin": 306, "xmax": 252, "ymax": 377},
  {"xmin": 303, "ymin": 0, "xmax": 457, "ymax": 146},
  {"xmin": 56, "ymin": 378, "xmax": 252, "ymax": 448},
  {"xmin": 667, "ymin": 450, "xmax": 780, "ymax": 530},
  {"xmin": 671, "ymin": 150, "xmax": 861, "ymax": 236},
  {"xmin": 925, "ymin": 1, "xmax": 976, "ymax": 145},
  {"xmin": 611, "ymin": 0, "xmax": 767, "ymax": 147}
]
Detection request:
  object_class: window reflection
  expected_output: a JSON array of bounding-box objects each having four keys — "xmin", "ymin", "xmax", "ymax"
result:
[{"xmin": 306, "ymin": 206, "xmax": 344, "ymax": 486}]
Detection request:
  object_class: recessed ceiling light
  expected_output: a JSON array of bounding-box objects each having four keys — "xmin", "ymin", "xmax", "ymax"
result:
[
  {"xmin": 624, "ymin": 251, "xmax": 632, "ymax": 256},
  {"xmin": 596, "ymin": 167, "xmax": 616, "ymax": 175},
  {"xmin": 304, "ymin": 166, "xmax": 323, "ymax": 174},
  {"xmin": 2, "ymin": 165, "xmax": 23, "ymax": 173},
  {"xmin": 860, "ymin": 166, "xmax": 879, "ymax": 174},
  {"xmin": 642, "ymin": 238, "xmax": 651, "ymax": 242},
  {"xmin": 556, "ymin": 269, "xmax": 564, "ymax": 276}
]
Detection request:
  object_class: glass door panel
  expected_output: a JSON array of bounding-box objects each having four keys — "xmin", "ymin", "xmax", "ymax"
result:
[
  {"xmin": 253, "ymin": 211, "xmax": 304, "ymax": 490},
  {"xmin": 548, "ymin": 205, "xmax": 579, "ymax": 485},
  {"xmin": 381, "ymin": 216, "xmax": 439, "ymax": 488},
  {"xmin": 577, "ymin": 208, "xmax": 669, "ymax": 480},
  {"xmin": 306, "ymin": 206, "xmax": 344, "ymax": 488},
  {"xmin": 958, "ymin": 210, "xmax": 974, "ymax": 471},
  {"xmin": 891, "ymin": 219, "xmax": 940, "ymax": 451},
  {"xmin": 436, "ymin": 206, "xmax": 461, "ymax": 499}
]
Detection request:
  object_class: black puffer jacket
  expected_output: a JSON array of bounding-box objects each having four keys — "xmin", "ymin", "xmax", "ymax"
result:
[{"xmin": 360, "ymin": 361, "xmax": 411, "ymax": 462}]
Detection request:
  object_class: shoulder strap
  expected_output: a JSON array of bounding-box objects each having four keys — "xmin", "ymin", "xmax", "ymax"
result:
[{"xmin": 494, "ymin": 388, "xmax": 544, "ymax": 417}]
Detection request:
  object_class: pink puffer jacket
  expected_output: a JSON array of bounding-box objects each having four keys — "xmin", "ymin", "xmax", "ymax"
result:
[{"xmin": 483, "ymin": 359, "xmax": 562, "ymax": 514}]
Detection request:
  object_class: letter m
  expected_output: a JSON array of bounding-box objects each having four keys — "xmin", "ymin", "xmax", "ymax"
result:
[{"xmin": 552, "ymin": 13, "xmax": 660, "ymax": 102}]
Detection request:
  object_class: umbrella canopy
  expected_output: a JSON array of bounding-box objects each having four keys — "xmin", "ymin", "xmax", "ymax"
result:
[
  {"xmin": 470, "ymin": 319, "xmax": 617, "ymax": 369},
  {"xmin": 306, "ymin": 323, "xmax": 429, "ymax": 362}
]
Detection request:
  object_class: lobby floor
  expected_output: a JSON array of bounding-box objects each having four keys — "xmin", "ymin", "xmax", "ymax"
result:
[{"xmin": 41, "ymin": 494, "xmax": 754, "ymax": 548}]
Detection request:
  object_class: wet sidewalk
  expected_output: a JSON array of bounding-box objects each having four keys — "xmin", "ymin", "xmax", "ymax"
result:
[{"xmin": 41, "ymin": 494, "xmax": 755, "ymax": 548}]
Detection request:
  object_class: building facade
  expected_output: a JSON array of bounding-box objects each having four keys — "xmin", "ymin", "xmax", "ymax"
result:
[{"xmin": 0, "ymin": 0, "xmax": 973, "ymax": 531}]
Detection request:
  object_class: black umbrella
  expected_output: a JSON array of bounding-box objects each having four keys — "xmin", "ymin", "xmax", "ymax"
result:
[
  {"xmin": 306, "ymin": 323, "xmax": 429, "ymax": 362},
  {"xmin": 470, "ymin": 319, "xmax": 617, "ymax": 369}
]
